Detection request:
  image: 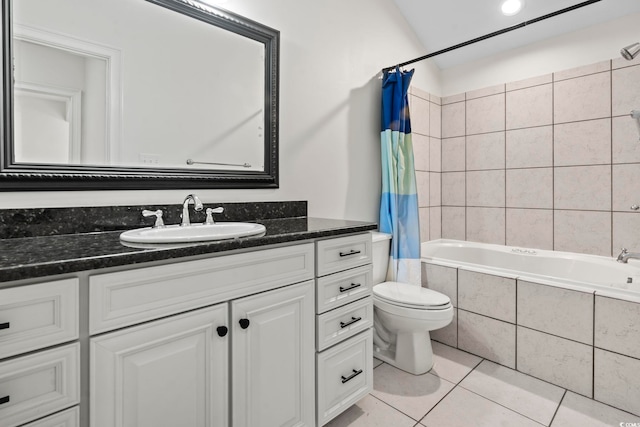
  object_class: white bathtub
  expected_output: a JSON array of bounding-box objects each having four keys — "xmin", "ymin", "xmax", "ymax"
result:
[{"xmin": 421, "ymin": 239, "xmax": 640, "ymax": 302}]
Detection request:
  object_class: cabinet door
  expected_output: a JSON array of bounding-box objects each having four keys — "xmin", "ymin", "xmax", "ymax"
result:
[
  {"xmin": 90, "ymin": 303, "xmax": 228, "ymax": 427},
  {"xmin": 232, "ymin": 280, "xmax": 315, "ymax": 427}
]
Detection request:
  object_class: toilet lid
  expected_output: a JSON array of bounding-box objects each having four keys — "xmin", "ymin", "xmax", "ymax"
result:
[{"xmin": 373, "ymin": 282, "xmax": 451, "ymax": 309}]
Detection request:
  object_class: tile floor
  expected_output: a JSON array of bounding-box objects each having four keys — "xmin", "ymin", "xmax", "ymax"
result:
[{"xmin": 326, "ymin": 341, "xmax": 640, "ymax": 427}]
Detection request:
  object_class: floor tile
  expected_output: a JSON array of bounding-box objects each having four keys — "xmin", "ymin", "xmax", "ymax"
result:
[
  {"xmin": 421, "ymin": 386, "xmax": 543, "ymax": 427},
  {"xmin": 370, "ymin": 363, "xmax": 456, "ymax": 421},
  {"xmin": 373, "ymin": 357, "xmax": 383, "ymax": 368},
  {"xmin": 460, "ymin": 360, "xmax": 564, "ymax": 425},
  {"xmin": 324, "ymin": 394, "xmax": 417, "ymax": 427},
  {"xmin": 551, "ymin": 391, "xmax": 640, "ymax": 427},
  {"xmin": 429, "ymin": 341, "xmax": 482, "ymax": 384}
]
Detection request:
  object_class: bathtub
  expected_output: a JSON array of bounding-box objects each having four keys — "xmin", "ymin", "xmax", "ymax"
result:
[{"xmin": 421, "ymin": 239, "xmax": 640, "ymax": 302}]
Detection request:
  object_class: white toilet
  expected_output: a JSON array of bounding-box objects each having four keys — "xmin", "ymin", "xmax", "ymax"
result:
[{"xmin": 371, "ymin": 231, "xmax": 453, "ymax": 375}]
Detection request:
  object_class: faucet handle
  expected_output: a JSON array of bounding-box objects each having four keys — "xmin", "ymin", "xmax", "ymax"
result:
[
  {"xmin": 142, "ymin": 209, "xmax": 165, "ymax": 228},
  {"xmin": 205, "ymin": 207, "xmax": 224, "ymax": 225}
]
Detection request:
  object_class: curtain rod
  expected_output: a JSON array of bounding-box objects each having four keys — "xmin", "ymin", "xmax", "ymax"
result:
[{"xmin": 382, "ymin": 0, "xmax": 602, "ymax": 73}]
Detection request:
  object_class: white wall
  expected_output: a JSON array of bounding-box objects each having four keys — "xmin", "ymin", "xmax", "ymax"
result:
[
  {"xmin": 441, "ymin": 13, "xmax": 640, "ymax": 96},
  {"xmin": 2, "ymin": 0, "xmax": 438, "ymax": 224}
]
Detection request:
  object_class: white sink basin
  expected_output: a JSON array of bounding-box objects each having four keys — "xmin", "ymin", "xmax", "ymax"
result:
[{"xmin": 120, "ymin": 222, "xmax": 266, "ymax": 244}]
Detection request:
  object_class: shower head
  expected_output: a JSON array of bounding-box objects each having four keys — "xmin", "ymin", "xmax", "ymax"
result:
[{"xmin": 621, "ymin": 42, "xmax": 640, "ymax": 61}]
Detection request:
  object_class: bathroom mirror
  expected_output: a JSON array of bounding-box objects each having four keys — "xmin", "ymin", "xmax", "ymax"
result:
[{"xmin": 0, "ymin": 0, "xmax": 279, "ymax": 190}]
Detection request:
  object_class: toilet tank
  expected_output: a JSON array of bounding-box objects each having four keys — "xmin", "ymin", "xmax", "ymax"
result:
[{"xmin": 371, "ymin": 231, "xmax": 392, "ymax": 284}]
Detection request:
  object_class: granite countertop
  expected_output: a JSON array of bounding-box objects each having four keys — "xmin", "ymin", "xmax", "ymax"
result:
[{"xmin": 0, "ymin": 217, "xmax": 377, "ymax": 283}]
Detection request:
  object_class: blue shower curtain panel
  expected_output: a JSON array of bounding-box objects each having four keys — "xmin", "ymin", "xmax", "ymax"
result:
[{"xmin": 379, "ymin": 67, "xmax": 421, "ymax": 285}]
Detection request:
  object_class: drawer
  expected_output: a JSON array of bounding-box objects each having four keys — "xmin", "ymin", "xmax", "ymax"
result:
[
  {"xmin": 0, "ymin": 279, "xmax": 79, "ymax": 359},
  {"xmin": 317, "ymin": 329, "xmax": 373, "ymax": 426},
  {"xmin": 316, "ymin": 234, "xmax": 372, "ymax": 277},
  {"xmin": 316, "ymin": 265, "xmax": 372, "ymax": 314},
  {"xmin": 90, "ymin": 243, "xmax": 314, "ymax": 334},
  {"xmin": 22, "ymin": 406, "xmax": 79, "ymax": 427},
  {"xmin": 316, "ymin": 297, "xmax": 373, "ymax": 351},
  {"xmin": 0, "ymin": 343, "xmax": 80, "ymax": 427}
]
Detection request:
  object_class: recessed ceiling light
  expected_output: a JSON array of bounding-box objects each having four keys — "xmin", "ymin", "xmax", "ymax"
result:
[{"xmin": 501, "ymin": 0, "xmax": 524, "ymax": 16}]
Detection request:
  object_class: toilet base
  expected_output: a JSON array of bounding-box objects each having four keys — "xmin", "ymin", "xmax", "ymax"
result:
[{"xmin": 373, "ymin": 331, "xmax": 434, "ymax": 375}]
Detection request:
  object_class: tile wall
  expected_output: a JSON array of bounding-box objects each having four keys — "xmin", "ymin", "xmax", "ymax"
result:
[
  {"xmin": 408, "ymin": 87, "xmax": 442, "ymax": 244},
  {"xmin": 413, "ymin": 54, "xmax": 640, "ymax": 257},
  {"xmin": 422, "ymin": 261, "xmax": 640, "ymax": 416}
]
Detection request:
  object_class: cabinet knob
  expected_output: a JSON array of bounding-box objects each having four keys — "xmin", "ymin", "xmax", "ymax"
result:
[
  {"xmin": 0, "ymin": 396, "xmax": 9, "ymax": 405},
  {"xmin": 216, "ymin": 326, "xmax": 228, "ymax": 337},
  {"xmin": 239, "ymin": 318, "xmax": 250, "ymax": 329},
  {"xmin": 0, "ymin": 322, "xmax": 9, "ymax": 330}
]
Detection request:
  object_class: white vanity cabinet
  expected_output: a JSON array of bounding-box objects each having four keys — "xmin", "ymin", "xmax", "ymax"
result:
[
  {"xmin": 0, "ymin": 279, "xmax": 80, "ymax": 427},
  {"xmin": 314, "ymin": 234, "xmax": 374, "ymax": 426},
  {"xmin": 89, "ymin": 243, "xmax": 316, "ymax": 427}
]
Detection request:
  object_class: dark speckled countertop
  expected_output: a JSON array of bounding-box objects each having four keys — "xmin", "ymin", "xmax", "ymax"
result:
[{"xmin": 0, "ymin": 217, "xmax": 377, "ymax": 283}]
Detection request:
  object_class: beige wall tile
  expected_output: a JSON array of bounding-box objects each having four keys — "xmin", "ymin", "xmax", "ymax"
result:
[
  {"xmin": 467, "ymin": 170, "xmax": 505, "ymax": 207},
  {"xmin": 442, "ymin": 137, "xmax": 466, "ymax": 171},
  {"xmin": 506, "ymin": 126, "xmax": 553, "ymax": 169},
  {"xmin": 554, "ymin": 119, "xmax": 611, "ymax": 166},
  {"xmin": 458, "ymin": 270, "xmax": 515, "ymax": 322},
  {"xmin": 410, "ymin": 85, "xmax": 430, "ymax": 100},
  {"xmin": 613, "ymin": 54, "xmax": 640, "ymax": 70},
  {"xmin": 466, "ymin": 207, "xmax": 505, "ymax": 245},
  {"xmin": 554, "ymin": 165, "xmax": 611, "ymax": 211},
  {"xmin": 612, "ymin": 64, "xmax": 640, "ymax": 117},
  {"xmin": 554, "ymin": 210, "xmax": 611, "ymax": 256},
  {"xmin": 517, "ymin": 280, "xmax": 594, "ymax": 345},
  {"xmin": 430, "ymin": 207, "xmax": 442, "ymax": 239},
  {"xmin": 413, "ymin": 133, "xmax": 430, "ymax": 171},
  {"xmin": 419, "ymin": 207, "xmax": 430, "ymax": 242},
  {"xmin": 506, "ymin": 84, "xmax": 552, "ymax": 130},
  {"xmin": 554, "ymin": 72, "xmax": 611, "ymax": 123},
  {"xmin": 466, "ymin": 132, "xmax": 505, "ymax": 170},
  {"xmin": 442, "ymin": 207, "xmax": 465, "ymax": 240},
  {"xmin": 517, "ymin": 327, "xmax": 593, "ymax": 397},
  {"xmin": 430, "ymin": 102, "xmax": 442, "ymax": 138},
  {"xmin": 422, "ymin": 262, "xmax": 457, "ymax": 306},
  {"xmin": 442, "ymin": 102, "xmax": 465, "ymax": 138},
  {"xmin": 411, "ymin": 95, "xmax": 430, "ymax": 136},
  {"xmin": 442, "ymin": 93, "xmax": 465, "ymax": 105},
  {"xmin": 466, "ymin": 94, "xmax": 505, "ymax": 135},
  {"xmin": 613, "ymin": 213, "xmax": 640, "ymax": 253},
  {"xmin": 458, "ymin": 310, "xmax": 515, "ymax": 368},
  {"xmin": 553, "ymin": 60, "xmax": 611, "ymax": 81},
  {"xmin": 466, "ymin": 84, "xmax": 505, "ymax": 100},
  {"xmin": 613, "ymin": 116, "xmax": 640, "ymax": 164},
  {"xmin": 506, "ymin": 209, "xmax": 553, "ymax": 250},
  {"xmin": 430, "ymin": 137, "xmax": 442, "ymax": 172},
  {"xmin": 594, "ymin": 348, "xmax": 640, "ymax": 416},
  {"xmin": 416, "ymin": 171, "xmax": 429, "ymax": 208},
  {"xmin": 595, "ymin": 296, "xmax": 640, "ymax": 359},
  {"xmin": 429, "ymin": 172, "xmax": 441, "ymax": 206},
  {"xmin": 506, "ymin": 74, "xmax": 552, "ymax": 91},
  {"xmin": 430, "ymin": 94, "xmax": 442, "ymax": 105},
  {"xmin": 613, "ymin": 163, "xmax": 640, "ymax": 212},
  {"xmin": 506, "ymin": 168, "xmax": 553, "ymax": 209},
  {"xmin": 442, "ymin": 172, "xmax": 465, "ymax": 206}
]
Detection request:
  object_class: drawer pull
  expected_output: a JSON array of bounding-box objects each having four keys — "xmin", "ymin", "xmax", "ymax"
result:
[
  {"xmin": 216, "ymin": 326, "xmax": 228, "ymax": 337},
  {"xmin": 0, "ymin": 395, "xmax": 9, "ymax": 405},
  {"xmin": 339, "ymin": 249, "xmax": 361, "ymax": 257},
  {"xmin": 340, "ymin": 316, "xmax": 362, "ymax": 329},
  {"xmin": 339, "ymin": 283, "xmax": 361, "ymax": 293},
  {"xmin": 341, "ymin": 369, "xmax": 363, "ymax": 384},
  {"xmin": 0, "ymin": 322, "xmax": 9, "ymax": 330},
  {"xmin": 239, "ymin": 318, "xmax": 250, "ymax": 329}
]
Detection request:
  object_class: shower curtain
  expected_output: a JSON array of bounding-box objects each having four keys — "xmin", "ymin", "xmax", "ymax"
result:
[{"xmin": 379, "ymin": 67, "xmax": 421, "ymax": 285}]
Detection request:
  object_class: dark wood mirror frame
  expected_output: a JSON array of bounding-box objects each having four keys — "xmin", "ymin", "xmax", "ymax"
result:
[{"xmin": 0, "ymin": 0, "xmax": 279, "ymax": 191}]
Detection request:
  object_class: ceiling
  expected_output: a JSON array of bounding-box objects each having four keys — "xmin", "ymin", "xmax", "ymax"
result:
[{"xmin": 393, "ymin": 0, "xmax": 640, "ymax": 69}]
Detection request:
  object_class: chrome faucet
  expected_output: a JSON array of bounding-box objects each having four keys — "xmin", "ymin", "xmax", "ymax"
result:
[
  {"xmin": 181, "ymin": 194, "xmax": 203, "ymax": 226},
  {"xmin": 616, "ymin": 248, "xmax": 640, "ymax": 263}
]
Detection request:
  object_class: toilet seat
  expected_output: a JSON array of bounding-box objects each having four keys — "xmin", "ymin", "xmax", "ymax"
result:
[{"xmin": 373, "ymin": 281, "xmax": 451, "ymax": 310}]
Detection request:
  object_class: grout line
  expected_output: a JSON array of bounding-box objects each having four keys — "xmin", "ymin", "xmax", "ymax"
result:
[
  {"xmin": 552, "ymin": 78, "xmax": 555, "ymax": 252},
  {"xmin": 368, "ymin": 393, "xmax": 423, "ymax": 422},
  {"xmin": 549, "ymin": 389, "xmax": 568, "ymax": 426}
]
